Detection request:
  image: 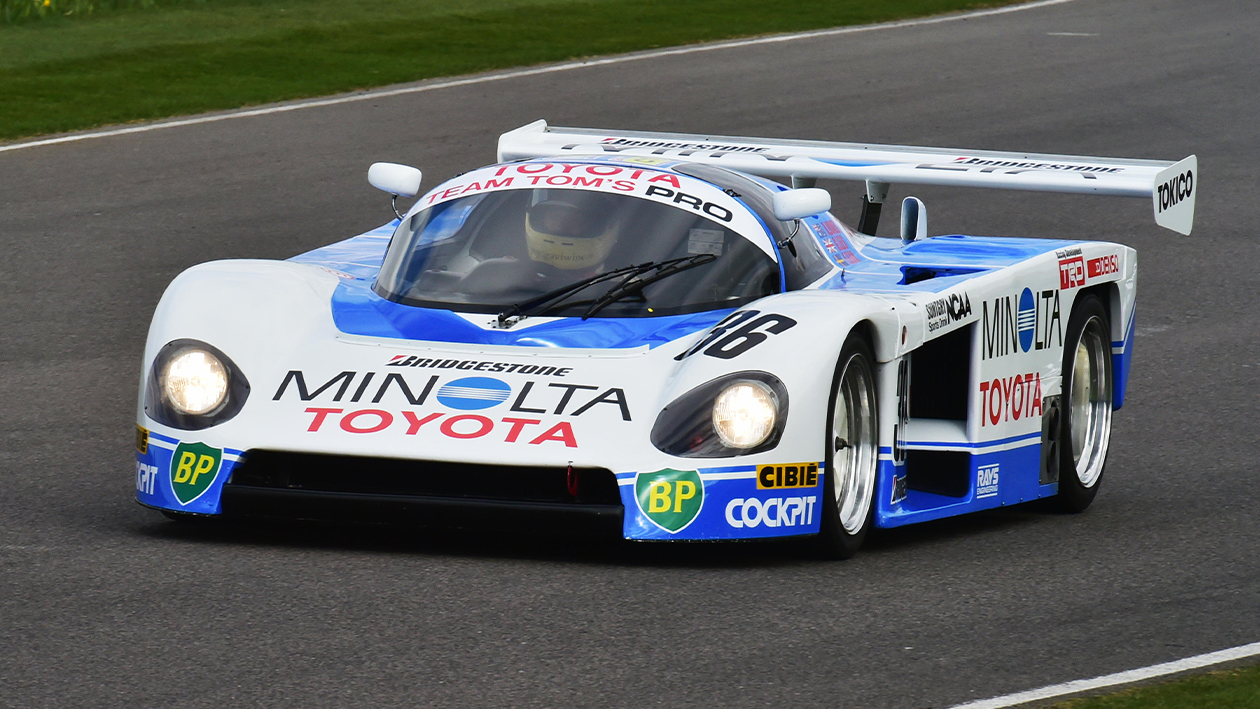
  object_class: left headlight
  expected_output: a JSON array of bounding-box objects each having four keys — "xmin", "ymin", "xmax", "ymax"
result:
[
  {"xmin": 145, "ymin": 339, "xmax": 250, "ymax": 430},
  {"xmin": 650, "ymin": 371, "xmax": 788, "ymax": 458},
  {"xmin": 162, "ymin": 348, "xmax": 228, "ymax": 415}
]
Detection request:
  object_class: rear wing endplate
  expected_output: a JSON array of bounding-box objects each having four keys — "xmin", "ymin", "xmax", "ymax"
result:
[{"xmin": 498, "ymin": 120, "xmax": 1197, "ymax": 235}]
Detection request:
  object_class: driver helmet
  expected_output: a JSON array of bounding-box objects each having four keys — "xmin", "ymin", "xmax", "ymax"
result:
[{"xmin": 525, "ymin": 190, "xmax": 619, "ymax": 271}]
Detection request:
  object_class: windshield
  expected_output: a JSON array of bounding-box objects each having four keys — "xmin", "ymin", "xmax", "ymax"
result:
[{"xmin": 374, "ymin": 187, "xmax": 779, "ymax": 317}]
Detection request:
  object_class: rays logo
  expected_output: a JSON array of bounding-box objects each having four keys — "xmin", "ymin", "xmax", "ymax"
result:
[
  {"xmin": 435, "ymin": 377, "xmax": 512, "ymax": 410},
  {"xmin": 982, "ymin": 288, "xmax": 1062, "ymax": 359}
]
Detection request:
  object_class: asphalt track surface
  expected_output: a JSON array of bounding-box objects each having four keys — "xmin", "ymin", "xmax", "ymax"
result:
[{"xmin": 1, "ymin": 1, "xmax": 1257, "ymax": 706}]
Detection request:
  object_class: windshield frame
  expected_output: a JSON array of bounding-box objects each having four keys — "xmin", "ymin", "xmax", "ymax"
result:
[{"xmin": 372, "ymin": 162, "xmax": 783, "ymax": 318}]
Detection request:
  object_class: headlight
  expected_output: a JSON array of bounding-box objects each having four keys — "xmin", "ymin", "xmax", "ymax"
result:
[
  {"xmin": 650, "ymin": 371, "xmax": 788, "ymax": 458},
  {"xmin": 712, "ymin": 381, "xmax": 778, "ymax": 449},
  {"xmin": 145, "ymin": 339, "xmax": 250, "ymax": 430},
  {"xmin": 162, "ymin": 348, "xmax": 229, "ymax": 415}
]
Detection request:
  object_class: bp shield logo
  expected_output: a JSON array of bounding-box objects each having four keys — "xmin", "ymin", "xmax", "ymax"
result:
[
  {"xmin": 635, "ymin": 469, "xmax": 704, "ymax": 533},
  {"xmin": 170, "ymin": 442, "xmax": 223, "ymax": 505}
]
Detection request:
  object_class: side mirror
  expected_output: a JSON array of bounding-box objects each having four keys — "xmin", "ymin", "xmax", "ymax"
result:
[
  {"xmin": 772, "ymin": 188, "xmax": 831, "ymax": 221},
  {"xmin": 368, "ymin": 162, "xmax": 422, "ymax": 198},
  {"xmin": 901, "ymin": 196, "xmax": 927, "ymax": 244}
]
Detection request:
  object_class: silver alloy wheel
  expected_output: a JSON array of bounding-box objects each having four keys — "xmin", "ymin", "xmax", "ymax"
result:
[
  {"xmin": 1069, "ymin": 315, "xmax": 1112, "ymax": 488},
  {"xmin": 831, "ymin": 352, "xmax": 878, "ymax": 534}
]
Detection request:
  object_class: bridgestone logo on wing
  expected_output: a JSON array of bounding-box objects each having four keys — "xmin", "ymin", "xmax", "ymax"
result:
[
  {"xmin": 953, "ymin": 157, "xmax": 1123, "ymax": 173},
  {"xmin": 598, "ymin": 138, "xmax": 767, "ymax": 153}
]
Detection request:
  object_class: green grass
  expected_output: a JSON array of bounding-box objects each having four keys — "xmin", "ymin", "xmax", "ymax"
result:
[
  {"xmin": 0, "ymin": 0, "xmax": 1023, "ymax": 142},
  {"xmin": 1050, "ymin": 664, "xmax": 1260, "ymax": 709}
]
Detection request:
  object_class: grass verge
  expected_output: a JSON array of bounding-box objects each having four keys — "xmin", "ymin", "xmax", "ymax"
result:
[
  {"xmin": 1, "ymin": 0, "xmax": 1023, "ymax": 142},
  {"xmin": 1050, "ymin": 663, "xmax": 1260, "ymax": 709}
]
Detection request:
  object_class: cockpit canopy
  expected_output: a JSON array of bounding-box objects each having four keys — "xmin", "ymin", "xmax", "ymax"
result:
[{"xmin": 374, "ymin": 164, "xmax": 783, "ymax": 318}]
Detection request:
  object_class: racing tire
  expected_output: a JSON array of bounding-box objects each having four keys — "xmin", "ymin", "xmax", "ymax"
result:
[
  {"xmin": 815, "ymin": 331, "xmax": 879, "ymax": 559},
  {"xmin": 1053, "ymin": 293, "xmax": 1113, "ymax": 513}
]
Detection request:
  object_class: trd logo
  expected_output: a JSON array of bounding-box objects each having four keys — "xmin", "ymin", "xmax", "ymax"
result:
[{"xmin": 1059, "ymin": 256, "xmax": 1086, "ymax": 290}]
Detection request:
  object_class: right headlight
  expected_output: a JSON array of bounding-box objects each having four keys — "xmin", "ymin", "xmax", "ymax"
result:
[
  {"xmin": 650, "ymin": 371, "xmax": 788, "ymax": 458},
  {"xmin": 145, "ymin": 339, "xmax": 250, "ymax": 430},
  {"xmin": 712, "ymin": 380, "xmax": 779, "ymax": 449}
]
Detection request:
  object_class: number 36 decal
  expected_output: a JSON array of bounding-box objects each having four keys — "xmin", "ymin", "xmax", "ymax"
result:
[{"xmin": 676, "ymin": 310, "xmax": 798, "ymax": 361}]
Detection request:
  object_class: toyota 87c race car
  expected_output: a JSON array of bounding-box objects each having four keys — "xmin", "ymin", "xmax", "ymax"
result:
[{"xmin": 135, "ymin": 121, "xmax": 1197, "ymax": 557}]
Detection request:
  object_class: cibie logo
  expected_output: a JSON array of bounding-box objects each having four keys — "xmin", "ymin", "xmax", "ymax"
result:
[
  {"xmin": 635, "ymin": 469, "xmax": 704, "ymax": 533},
  {"xmin": 435, "ymin": 377, "xmax": 511, "ymax": 410},
  {"xmin": 170, "ymin": 442, "xmax": 223, "ymax": 505}
]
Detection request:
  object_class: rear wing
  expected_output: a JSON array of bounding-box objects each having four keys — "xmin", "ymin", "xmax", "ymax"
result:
[{"xmin": 498, "ymin": 120, "xmax": 1197, "ymax": 235}]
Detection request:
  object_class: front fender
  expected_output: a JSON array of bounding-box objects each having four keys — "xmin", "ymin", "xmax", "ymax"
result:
[
  {"xmin": 655, "ymin": 290, "xmax": 906, "ymax": 439},
  {"xmin": 139, "ymin": 259, "xmax": 342, "ymax": 419}
]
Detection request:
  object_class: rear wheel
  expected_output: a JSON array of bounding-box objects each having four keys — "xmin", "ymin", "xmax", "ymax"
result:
[
  {"xmin": 816, "ymin": 332, "xmax": 879, "ymax": 559},
  {"xmin": 1053, "ymin": 293, "xmax": 1113, "ymax": 512}
]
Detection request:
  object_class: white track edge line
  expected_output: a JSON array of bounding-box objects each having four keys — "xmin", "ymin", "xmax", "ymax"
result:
[
  {"xmin": 948, "ymin": 640, "xmax": 1260, "ymax": 709},
  {"xmin": 0, "ymin": 0, "xmax": 1078, "ymax": 155}
]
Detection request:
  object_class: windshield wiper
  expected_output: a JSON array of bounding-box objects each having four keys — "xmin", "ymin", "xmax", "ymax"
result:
[
  {"xmin": 494, "ymin": 255, "xmax": 717, "ymax": 328},
  {"xmin": 496, "ymin": 262, "xmax": 655, "ymax": 328},
  {"xmin": 580, "ymin": 254, "xmax": 717, "ymax": 320}
]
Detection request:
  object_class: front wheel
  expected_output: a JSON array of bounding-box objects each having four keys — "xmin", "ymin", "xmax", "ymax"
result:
[
  {"xmin": 816, "ymin": 332, "xmax": 879, "ymax": 559},
  {"xmin": 1053, "ymin": 293, "xmax": 1113, "ymax": 512}
]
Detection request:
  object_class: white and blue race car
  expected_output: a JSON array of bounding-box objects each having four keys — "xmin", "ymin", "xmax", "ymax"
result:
[{"xmin": 135, "ymin": 121, "xmax": 1196, "ymax": 557}]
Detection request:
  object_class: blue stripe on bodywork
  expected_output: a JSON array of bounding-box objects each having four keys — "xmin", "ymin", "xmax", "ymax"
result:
[
  {"xmin": 876, "ymin": 443, "xmax": 1055, "ymax": 528},
  {"xmin": 906, "ymin": 431, "xmax": 1042, "ymax": 449},
  {"xmin": 1112, "ymin": 307, "xmax": 1135, "ymax": 410},
  {"xmin": 811, "ymin": 158, "xmax": 899, "ymax": 168},
  {"xmin": 330, "ymin": 278, "xmax": 736, "ymax": 349}
]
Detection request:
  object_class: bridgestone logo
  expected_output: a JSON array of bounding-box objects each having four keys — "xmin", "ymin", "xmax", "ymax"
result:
[
  {"xmin": 599, "ymin": 138, "xmax": 767, "ymax": 153},
  {"xmin": 954, "ymin": 157, "xmax": 1123, "ymax": 173},
  {"xmin": 1157, "ymin": 170, "xmax": 1194, "ymax": 213}
]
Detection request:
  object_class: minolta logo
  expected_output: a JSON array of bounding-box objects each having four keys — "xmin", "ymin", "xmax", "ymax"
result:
[
  {"xmin": 435, "ymin": 377, "xmax": 512, "ymax": 410},
  {"xmin": 1017, "ymin": 288, "xmax": 1037, "ymax": 352}
]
